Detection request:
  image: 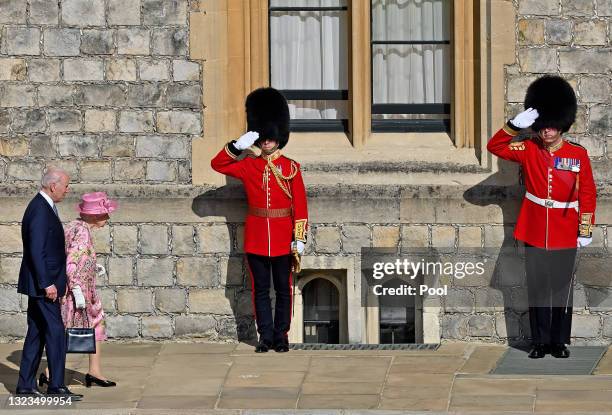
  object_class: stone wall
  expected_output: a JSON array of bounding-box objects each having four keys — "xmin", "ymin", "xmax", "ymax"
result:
[
  {"xmin": 0, "ymin": 0, "xmax": 201, "ymax": 185},
  {"xmin": 511, "ymin": 0, "xmax": 612, "ymax": 182},
  {"xmin": 0, "ymin": 0, "xmax": 610, "ymax": 345}
]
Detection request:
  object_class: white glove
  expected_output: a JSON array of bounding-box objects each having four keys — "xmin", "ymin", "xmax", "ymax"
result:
[
  {"xmin": 96, "ymin": 264, "xmax": 106, "ymax": 277},
  {"xmin": 577, "ymin": 237, "xmax": 592, "ymax": 247},
  {"xmin": 291, "ymin": 241, "xmax": 305, "ymax": 255},
  {"xmin": 510, "ymin": 107, "xmax": 539, "ymax": 129},
  {"xmin": 72, "ymin": 286, "xmax": 86, "ymax": 309},
  {"xmin": 234, "ymin": 131, "xmax": 259, "ymax": 151}
]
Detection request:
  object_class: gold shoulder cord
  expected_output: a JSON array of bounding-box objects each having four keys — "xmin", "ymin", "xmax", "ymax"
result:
[{"xmin": 263, "ymin": 159, "xmax": 298, "ymax": 199}]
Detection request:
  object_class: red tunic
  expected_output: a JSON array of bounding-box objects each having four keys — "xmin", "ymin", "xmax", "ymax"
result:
[
  {"xmin": 211, "ymin": 142, "xmax": 309, "ymax": 257},
  {"xmin": 487, "ymin": 124, "xmax": 596, "ymax": 249}
]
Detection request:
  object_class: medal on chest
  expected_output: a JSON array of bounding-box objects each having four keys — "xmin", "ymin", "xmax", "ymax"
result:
[{"xmin": 554, "ymin": 157, "xmax": 580, "ymax": 172}]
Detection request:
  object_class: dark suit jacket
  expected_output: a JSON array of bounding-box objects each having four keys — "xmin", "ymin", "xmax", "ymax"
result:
[{"xmin": 18, "ymin": 193, "xmax": 67, "ymax": 298}]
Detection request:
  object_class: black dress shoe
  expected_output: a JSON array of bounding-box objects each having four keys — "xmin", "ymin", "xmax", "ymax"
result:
[
  {"xmin": 15, "ymin": 388, "xmax": 44, "ymax": 397},
  {"xmin": 274, "ymin": 342, "xmax": 290, "ymax": 353},
  {"xmin": 528, "ymin": 344, "xmax": 546, "ymax": 359},
  {"xmin": 85, "ymin": 373, "xmax": 116, "ymax": 388},
  {"xmin": 551, "ymin": 344, "xmax": 570, "ymax": 358},
  {"xmin": 255, "ymin": 340, "xmax": 271, "ymax": 353},
  {"xmin": 46, "ymin": 386, "xmax": 83, "ymax": 401},
  {"xmin": 38, "ymin": 373, "xmax": 49, "ymax": 387}
]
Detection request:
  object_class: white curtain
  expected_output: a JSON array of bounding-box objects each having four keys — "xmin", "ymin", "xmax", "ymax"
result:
[
  {"xmin": 270, "ymin": 0, "xmax": 348, "ymax": 120},
  {"xmin": 372, "ymin": 0, "xmax": 451, "ymax": 107}
]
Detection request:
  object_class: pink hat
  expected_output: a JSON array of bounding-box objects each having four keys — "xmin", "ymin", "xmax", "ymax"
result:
[{"xmin": 76, "ymin": 192, "xmax": 118, "ymax": 215}]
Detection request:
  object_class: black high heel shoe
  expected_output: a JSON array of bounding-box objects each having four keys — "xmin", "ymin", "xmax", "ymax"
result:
[
  {"xmin": 85, "ymin": 373, "xmax": 116, "ymax": 388},
  {"xmin": 38, "ymin": 373, "xmax": 49, "ymax": 387}
]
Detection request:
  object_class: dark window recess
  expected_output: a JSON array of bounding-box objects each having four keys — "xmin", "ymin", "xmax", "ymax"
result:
[
  {"xmin": 303, "ymin": 278, "xmax": 340, "ymax": 344},
  {"xmin": 379, "ymin": 279, "xmax": 416, "ymax": 344}
]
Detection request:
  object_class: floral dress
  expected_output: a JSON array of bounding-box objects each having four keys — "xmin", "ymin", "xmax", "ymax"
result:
[{"xmin": 61, "ymin": 219, "xmax": 107, "ymax": 341}]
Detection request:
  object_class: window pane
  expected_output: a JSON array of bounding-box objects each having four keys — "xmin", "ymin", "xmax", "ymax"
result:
[
  {"xmin": 372, "ymin": 0, "xmax": 451, "ymax": 42},
  {"xmin": 288, "ymin": 99, "xmax": 348, "ymax": 120},
  {"xmin": 270, "ymin": 1, "xmax": 349, "ymax": 129},
  {"xmin": 270, "ymin": 11, "xmax": 348, "ymax": 90},
  {"xmin": 373, "ymin": 44, "xmax": 451, "ymax": 104},
  {"xmin": 271, "ymin": 0, "xmax": 347, "ymax": 8}
]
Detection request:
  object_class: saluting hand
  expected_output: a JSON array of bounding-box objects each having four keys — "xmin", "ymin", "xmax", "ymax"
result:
[
  {"xmin": 234, "ymin": 131, "xmax": 260, "ymax": 150},
  {"xmin": 510, "ymin": 107, "xmax": 539, "ymax": 129}
]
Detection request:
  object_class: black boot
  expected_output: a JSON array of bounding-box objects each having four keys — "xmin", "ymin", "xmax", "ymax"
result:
[
  {"xmin": 274, "ymin": 340, "xmax": 289, "ymax": 353},
  {"xmin": 255, "ymin": 340, "xmax": 271, "ymax": 353},
  {"xmin": 551, "ymin": 344, "xmax": 570, "ymax": 358},
  {"xmin": 528, "ymin": 344, "xmax": 546, "ymax": 359}
]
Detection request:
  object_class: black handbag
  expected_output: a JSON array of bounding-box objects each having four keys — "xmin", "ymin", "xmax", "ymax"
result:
[{"xmin": 66, "ymin": 309, "xmax": 96, "ymax": 354}]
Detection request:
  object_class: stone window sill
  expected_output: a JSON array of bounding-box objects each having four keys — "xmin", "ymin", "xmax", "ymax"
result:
[{"xmin": 282, "ymin": 132, "xmax": 493, "ymax": 186}]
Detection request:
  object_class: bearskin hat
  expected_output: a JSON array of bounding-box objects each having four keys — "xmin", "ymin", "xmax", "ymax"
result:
[
  {"xmin": 524, "ymin": 75, "xmax": 577, "ymax": 133},
  {"xmin": 245, "ymin": 87, "xmax": 290, "ymax": 149}
]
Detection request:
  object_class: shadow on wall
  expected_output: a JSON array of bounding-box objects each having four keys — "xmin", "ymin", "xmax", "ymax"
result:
[{"xmin": 192, "ymin": 182, "xmax": 258, "ymax": 345}]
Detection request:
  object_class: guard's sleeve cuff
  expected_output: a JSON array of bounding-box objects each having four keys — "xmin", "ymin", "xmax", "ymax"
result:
[
  {"xmin": 225, "ymin": 141, "xmax": 242, "ymax": 159},
  {"xmin": 503, "ymin": 121, "xmax": 521, "ymax": 136},
  {"xmin": 578, "ymin": 212, "xmax": 594, "ymax": 237},
  {"xmin": 294, "ymin": 219, "xmax": 308, "ymax": 242}
]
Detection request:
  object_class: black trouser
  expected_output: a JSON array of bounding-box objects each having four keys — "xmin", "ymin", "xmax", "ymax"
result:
[
  {"xmin": 525, "ymin": 244, "xmax": 577, "ymax": 345},
  {"xmin": 247, "ymin": 254, "xmax": 293, "ymax": 345},
  {"xmin": 18, "ymin": 297, "xmax": 66, "ymax": 390}
]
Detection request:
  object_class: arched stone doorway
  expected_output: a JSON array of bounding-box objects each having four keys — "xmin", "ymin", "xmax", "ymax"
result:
[
  {"xmin": 289, "ymin": 271, "xmax": 348, "ymax": 344},
  {"xmin": 302, "ymin": 278, "xmax": 340, "ymax": 344}
]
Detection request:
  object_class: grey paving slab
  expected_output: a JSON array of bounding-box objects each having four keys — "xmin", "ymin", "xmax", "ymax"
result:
[{"xmin": 492, "ymin": 346, "xmax": 607, "ymax": 375}]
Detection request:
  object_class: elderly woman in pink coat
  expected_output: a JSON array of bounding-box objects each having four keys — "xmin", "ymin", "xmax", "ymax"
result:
[{"xmin": 40, "ymin": 192, "xmax": 117, "ymax": 388}]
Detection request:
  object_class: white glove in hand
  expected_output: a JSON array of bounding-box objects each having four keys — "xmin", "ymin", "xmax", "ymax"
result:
[
  {"xmin": 510, "ymin": 107, "xmax": 539, "ymax": 129},
  {"xmin": 72, "ymin": 286, "xmax": 86, "ymax": 309},
  {"xmin": 234, "ymin": 131, "xmax": 259, "ymax": 151},
  {"xmin": 291, "ymin": 241, "xmax": 305, "ymax": 255},
  {"xmin": 96, "ymin": 264, "xmax": 106, "ymax": 277},
  {"xmin": 577, "ymin": 237, "xmax": 592, "ymax": 247}
]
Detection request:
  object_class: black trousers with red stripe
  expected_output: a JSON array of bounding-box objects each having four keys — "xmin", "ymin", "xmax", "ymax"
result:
[
  {"xmin": 247, "ymin": 254, "xmax": 292, "ymax": 345},
  {"xmin": 525, "ymin": 244, "xmax": 577, "ymax": 345}
]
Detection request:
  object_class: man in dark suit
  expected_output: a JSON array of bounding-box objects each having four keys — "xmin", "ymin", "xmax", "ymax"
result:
[{"xmin": 16, "ymin": 167, "xmax": 82, "ymax": 400}]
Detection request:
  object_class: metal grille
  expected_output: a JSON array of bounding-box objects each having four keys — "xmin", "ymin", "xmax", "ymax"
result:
[{"xmin": 289, "ymin": 343, "xmax": 440, "ymax": 351}]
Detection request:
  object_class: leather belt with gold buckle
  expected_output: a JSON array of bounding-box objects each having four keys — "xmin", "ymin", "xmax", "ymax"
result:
[{"xmin": 248, "ymin": 206, "xmax": 292, "ymax": 218}]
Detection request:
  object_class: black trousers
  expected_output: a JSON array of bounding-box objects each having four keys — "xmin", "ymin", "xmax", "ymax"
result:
[
  {"xmin": 18, "ymin": 297, "xmax": 66, "ymax": 390},
  {"xmin": 525, "ymin": 244, "xmax": 577, "ymax": 345},
  {"xmin": 247, "ymin": 254, "xmax": 293, "ymax": 345}
]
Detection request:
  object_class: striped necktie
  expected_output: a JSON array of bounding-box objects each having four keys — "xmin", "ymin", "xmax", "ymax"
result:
[{"xmin": 52, "ymin": 204, "xmax": 59, "ymax": 218}]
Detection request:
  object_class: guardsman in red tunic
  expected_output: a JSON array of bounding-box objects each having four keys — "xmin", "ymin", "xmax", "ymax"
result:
[
  {"xmin": 488, "ymin": 76, "xmax": 596, "ymax": 359},
  {"xmin": 211, "ymin": 88, "xmax": 308, "ymax": 353}
]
